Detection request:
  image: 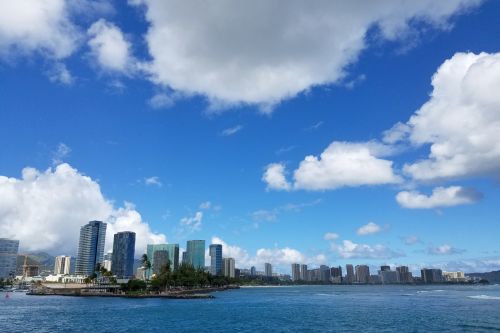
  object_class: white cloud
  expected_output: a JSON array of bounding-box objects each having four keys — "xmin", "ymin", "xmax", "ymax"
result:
[
  {"xmin": 47, "ymin": 62, "xmax": 74, "ymax": 85},
  {"xmin": 396, "ymin": 186, "xmax": 482, "ymax": 209},
  {"xmin": 357, "ymin": 222, "xmax": 382, "ymax": 235},
  {"xmin": 251, "ymin": 210, "xmax": 277, "ymax": 223},
  {"xmin": 87, "ymin": 19, "xmax": 133, "ymax": 73},
  {"xmin": 427, "ymin": 244, "xmax": 465, "ymax": 255},
  {"xmin": 199, "ymin": 201, "xmax": 212, "ymax": 210},
  {"xmin": 399, "ymin": 52, "xmax": 500, "ymax": 181},
  {"xmin": 262, "ymin": 163, "xmax": 291, "ymax": 191},
  {"xmin": 251, "ymin": 199, "xmax": 321, "ymax": 225},
  {"xmin": 323, "ymin": 232, "xmax": 339, "ymax": 241},
  {"xmin": 148, "ymin": 92, "xmax": 175, "ymax": 109},
  {"xmin": 131, "ymin": 0, "xmax": 479, "ymax": 110},
  {"xmin": 210, "ymin": 236, "xmax": 326, "ymax": 270},
  {"xmin": 0, "ymin": 0, "xmax": 80, "ymax": 59},
  {"xmin": 265, "ymin": 142, "xmax": 400, "ymax": 191},
  {"xmin": 0, "ymin": 163, "xmax": 166, "ymax": 256},
  {"xmin": 304, "ymin": 121, "xmax": 324, "ymax": 131},
  {"xmin": 220, "ymin": 125, "xmax": 243, "ymax": 137},
  {"xmin": 144, "ymin": 176, "xmax": 162, "ymax": 187},
  {"xmin": 52, "ymin": 142, "xmax": 71, "ymax": 165},
  {"xmin": 180, "ymin": 211, "xmax": 203, "ymax": 232},
  {"xmin": 402, "ymin": 235, "xmax": 420, "ymax": 245},
  {"xmin": 331, "ymin": 240, "xmax": 404, "ymax": 259}
]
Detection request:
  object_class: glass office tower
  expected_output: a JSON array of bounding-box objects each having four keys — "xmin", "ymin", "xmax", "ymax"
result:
[
  {"xmin": 111, "ymin": 231, "xmax": 136, "ymax": 279},
  {"xmin": 147, "ymin": 243, "xmax": 180, "ymax": 275},
  {"xmin": 75, "ymin": 221, "xmax": 107, "ymax": 276},
  {"xmin": 209, "ymin": 244, "xmax": 222, "ymax": 275},
  {"xmin": 186, "ymin": 240, "xmax": 205, "ymax": 269},
  {"xmin": 0, "ymin": 238, "xmax": 19, "ymax": 279}
]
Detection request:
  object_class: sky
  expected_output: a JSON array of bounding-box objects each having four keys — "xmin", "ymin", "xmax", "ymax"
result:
[{"xmin": 1, "ymin": 0, "xmax": 499, "ymax": 274}]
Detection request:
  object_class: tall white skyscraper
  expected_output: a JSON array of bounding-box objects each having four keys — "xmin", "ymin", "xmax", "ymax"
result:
[
  {"xmin": 223, "ymin": 257, "xmax": 235, "ymax": 278},
  {"xmin": 54, "ymin": 255, "xmax": 71, "ymax": 275}
]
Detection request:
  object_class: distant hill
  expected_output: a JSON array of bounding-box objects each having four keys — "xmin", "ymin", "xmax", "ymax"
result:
[
  {"xmin": 466, "ymin": 270, "xmax": 500, "ymax": 283},
  {"xmin": 16, "ymin": 252, "xmax": 56, "ymax": 275}
]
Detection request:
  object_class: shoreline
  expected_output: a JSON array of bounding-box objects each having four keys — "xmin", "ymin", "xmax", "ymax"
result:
[{"xmin": 27, "ymin": 285, "xmax": 239, "ymax": 299}]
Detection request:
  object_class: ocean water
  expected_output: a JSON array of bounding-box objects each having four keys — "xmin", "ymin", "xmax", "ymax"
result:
[{"xmin": 1, "ymin": 284, "xmax": 500, "ymax": 332}]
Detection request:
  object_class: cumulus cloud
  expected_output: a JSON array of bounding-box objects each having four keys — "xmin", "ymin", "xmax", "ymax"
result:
[
  {"xmin": 0, "ymin": 0, "xmax": 81, "ymax": 59},
  {"xmin": 87, "ymin": 19, "xmax": 133, "ymax": 73},
  {"xmin": 396, "ymin": 186, "xmax": 482, "ymax": 209},
  {"xmin": 357, "ymin": 222, "xmax": 382, "ymax": 235},
  {"xmin": 293, "ymin": 142, "xmax": 401, "ymax": 190},
  {"xmin": 264, "ymin": 142, "xmax": 401, "ymax": 191},
  {"xmin": 130, "ymin": 0, "xmax": 480, "ymax": 110},
  {"xmin": 220, "ymin": 125, "xmax": 243, "ymax": 137},
  {"xmin": 0, "ymin": 163, "xmax": 166, "ymax": 256},
  {"xmin": 323, "ymin": 232, "xmax": 339, "ymax": 241},
  {"xmin": 262, "ymin": 163, "xmax": 291, "ymax": 191},
  {"xmin": 331, "ymin": 240, "xmax": 404, "ymax": 259},
  {"xmin": 427, "ymin": 244, "xmax": 466, "ymax": 255},
  {"xmin": 397, "ymin": 52, "xmax": 500, "ymax": 181},
  {"xmin": 179, "ymin": 211, "xmax": 203, "ymax": 232}
]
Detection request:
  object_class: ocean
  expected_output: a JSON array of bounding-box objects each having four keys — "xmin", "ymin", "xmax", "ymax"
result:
[{"xmin": 1, "ymin": 284, "xmax": 500, "ymax": 332}]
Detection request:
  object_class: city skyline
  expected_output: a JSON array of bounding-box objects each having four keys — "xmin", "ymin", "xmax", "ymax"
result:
[{"xmin": 1, "ymin": 1, "xmax": 500, "ymax": 275}]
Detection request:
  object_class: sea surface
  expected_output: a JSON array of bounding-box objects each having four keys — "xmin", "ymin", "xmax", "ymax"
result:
[{"xmin": 1, "ymin": 284, "xmax": 500, "ymax": 332}]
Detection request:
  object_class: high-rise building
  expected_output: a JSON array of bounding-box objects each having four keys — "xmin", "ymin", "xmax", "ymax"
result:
[
  {"xmin": 250, "ymin": 266, "xmax": 256, "ymax": 276},
  {"xmin": 182, "ymin": 251, "xmax": 188, "ymax": 264},
  {"xmin": 264, "ymin": 263, "xmax": 272, "ymax": 277},
  {"xmin": 355, "ymin": 265, "xmax": 370, "ymax": 284},
  {"xmin": 380, "ymin": 265, "xmax": 391, "ymax": 272},
  {"xmin": 103, "ymin": 252, "xmax": 112, "ymax": 271},
  {"xmin": 421, "ymin": 268, "xmax": 443, "ymax": 283},
  {"xmin": 300, "ymin": 264, "xmax": 308, "ymax": 281},
  {"xmin": 209, "ymin": 244, "xmax": 223, "ymax": 276},
  {"xmin": 223, "ymin": 257, "xmax": 235, "ymax": 278},
  {"xmin": 320, "ymin": 265, "xmax": 331, "ymax": 282},
  {"xmin": 291, "ymin": 263, "xmax": 301, "ymax": 281},
  {"xmin": 0, "ymin": 238, "xmax": 19, "ymax": 279},
  {"xmin": 345, "ymin": 264, "xmax": 354, "ymax": 284},
  {"xmin": 153, "ymin": 250, "xmax": 168, "ymax": 275},
  {"xmin": 75, "ymin": 221, "xmax": 107, "ymax": 276},
  {"xmin": 54, "ymin": 255, "xmax": 71, "ymax": 275},
  {"xmin": 147, "ymin": 244, "xmax": 180, "ymax": 273},
  {"xmin": 111, "ymin": 231, "xmax": 136, "ymax": 279},
  {"xmin": 331, "ymin": 266, "xmax": 343, "ymax": 283},
  {"xmin": 185, "ymin": 240, "xmax": 205, "ymax": 269},
  {"xmin": 379, "ymin": 269, "xmax": 398, "ymax": 284},
  {"xmin": 396, "ymin": 266, "xmax": 413, "ymax": 283}
]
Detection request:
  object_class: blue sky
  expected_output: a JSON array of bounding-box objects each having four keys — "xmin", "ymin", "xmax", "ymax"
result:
[{"xmin": 1, "ymin": 0, "xmax": 499, "ymax": 273}]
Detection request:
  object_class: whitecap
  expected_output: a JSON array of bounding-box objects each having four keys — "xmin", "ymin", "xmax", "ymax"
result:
[{"xmin": 467, "ymin": 295, "xmax": 500, "ymax": 300}]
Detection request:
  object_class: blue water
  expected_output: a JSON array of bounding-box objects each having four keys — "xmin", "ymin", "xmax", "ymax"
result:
[{"xmin": 1, "ymin": 285, "xmax": 500, "ymax": 332}]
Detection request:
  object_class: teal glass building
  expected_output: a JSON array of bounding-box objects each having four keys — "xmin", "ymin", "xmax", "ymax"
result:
[
  {"xmin": 147, "ymin": 243, "xmax": 180, "ymax": 274},
  {"xmin": 186, "ymin": 240, "xmax": 205, "ymax": 269}
]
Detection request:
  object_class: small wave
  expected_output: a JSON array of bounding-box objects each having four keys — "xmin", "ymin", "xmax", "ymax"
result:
[
  {"xmin": 315, "ymin": 293, "xmax": 336, "ymax": 297},
  {"xmin": 417, "ymin": 290, "xmax": 444, "ymax": 294},
  {"xmin": 467, "ymin": 295, "xmax": 500, "ymax": 300}
]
